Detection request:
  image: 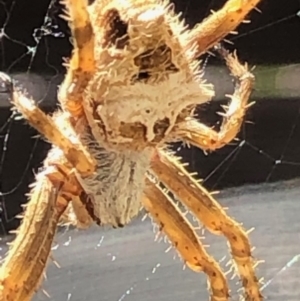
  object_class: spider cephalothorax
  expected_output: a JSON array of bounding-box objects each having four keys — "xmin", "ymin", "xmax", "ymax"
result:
[{"xmin": 0, "ymin": 0, "xmax": 264, "ymax": 300}]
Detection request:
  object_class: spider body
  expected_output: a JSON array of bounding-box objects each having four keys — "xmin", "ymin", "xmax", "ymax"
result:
[
  {"xmin": 71, "ymin": 0, "xmax": 215, "ymax": 147},
  {"xmin": 0, "ymin": 0, "xmax": 264, "ymax": 300},
  {"xmin": 62, "ymin": 0, "xmax": 216, "ymax": 226},
  {"xmin": 76, "ymin": 137, "xmax": 151, "ymax": 227}
]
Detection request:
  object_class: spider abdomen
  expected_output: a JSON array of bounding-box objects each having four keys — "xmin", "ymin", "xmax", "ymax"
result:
[{"xmin": 76, "ymin": 138, "xmax": 152, "ymax": 228}]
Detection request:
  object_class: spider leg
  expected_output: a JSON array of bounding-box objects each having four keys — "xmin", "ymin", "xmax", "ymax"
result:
[
  {"xmin": 173, "ymin": 47, "xmax": 254, "ymax": 151},
  {"xmin": 187, "ymin": 0, "xmax": 262, "ymax": 57},
  {"xmin": 0, "ymin": 72, "xmax": 96, "ymax": 176},
  {"xmin": 0, "ymin": 153, "xmax": 84, "ymax": 301},
  {"xmin": 58, "ymin": 0, "xmax": 95, "ymax": 118},
  {"xmin": 60, "ymin": 195, "xmax": 93, "ymax": 229},
  {"xmin": 150, "ymin": 150, "xmax": 262, "ymax": 301},
  {"xmin": 143, "ymin": 178, "xmax": 230, "ymax": 301}
]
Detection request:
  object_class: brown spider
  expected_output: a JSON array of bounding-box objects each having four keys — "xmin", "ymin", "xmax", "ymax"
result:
[{"xmin": 0, "ymin": 0, "xmax": 263, "ymax": 300}]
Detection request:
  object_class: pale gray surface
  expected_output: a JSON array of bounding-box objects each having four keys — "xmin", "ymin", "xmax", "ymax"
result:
[{"xmin": 2, "ymin": 180, "xmax": 300, "ymax": 301}]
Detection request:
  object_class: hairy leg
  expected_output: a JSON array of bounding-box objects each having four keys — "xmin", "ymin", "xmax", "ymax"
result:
[
  {"xmin": 143, "ymin": 178, "xmax": 229, "ymax": 301},
  {"xmin": 150, "ymin": 149, "xmax": 262, "ymax": 301},
  {"xmin": 60, "ymin": 195, "xmax": 93, "ymax": 229},
  {"xmin": 0, "ymin": 153, "xmax": 83, "ymax": 301},
  {"xmin": 187, "ymin": 0, "xmax": 262, "ymax": 57},
  {"xmin": 0, "ymin": 72, "xmax": 95, "ymax": 299},
  {"xmin": 45, "ymin": 147, "xmax": 94, "ymax": 230},
  {"xmin": 173, "ymin": 47, "xmax": 254, "ymax": 151},
  {"xmin": 58, "ymin": 0, "xmax": 95, "ymax": 118},
  {"xmin": 0, "ymin": 72, "xmax": 95, "ymax": 176}
]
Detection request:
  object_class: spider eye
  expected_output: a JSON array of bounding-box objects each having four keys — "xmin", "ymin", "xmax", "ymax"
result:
[{"xmin": 102, "ymin": 8, "xmax": 129, "ymax": 49}]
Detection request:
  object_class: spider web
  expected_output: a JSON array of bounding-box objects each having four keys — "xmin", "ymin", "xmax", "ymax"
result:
[{"xmin": 0, "ymin": 0, "xmax": 300, "ymax": 300}]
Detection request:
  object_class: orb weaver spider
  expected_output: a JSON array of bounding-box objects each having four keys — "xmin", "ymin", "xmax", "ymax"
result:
[{"xmin": 0, "ymin": 0, "xmax": 263, "ymax": 300}]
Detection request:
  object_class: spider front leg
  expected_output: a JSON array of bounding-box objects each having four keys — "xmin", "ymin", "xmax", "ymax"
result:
[
  {"xmin": 58, "ymin": 0, "xmax": 95, "ymax": 118},
  {"xmin": 0, "ymin": 153, "xmax": 82, "ymax": 301},
  {"xmin": 174, "ymin": 47, "xmax": 254, "ymax": 151},
  {"xmin": 0, "ymin": 73, "xmax": 95, "ymax": 300},
  {"xmin": 143, "ymin": 178, "xmax": 229, "ymax": 301},
  {"xmin": 151, "ymin": 150, "xmax": 262, "ymax": 301}
]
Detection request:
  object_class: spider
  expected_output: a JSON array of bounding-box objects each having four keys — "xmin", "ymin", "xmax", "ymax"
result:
[{"xmin": 0, "ymin": 0, "xmax": 263, "ymax": 300}]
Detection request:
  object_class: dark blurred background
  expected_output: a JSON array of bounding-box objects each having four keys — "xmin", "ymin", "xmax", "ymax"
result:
[{"xmin": 0, "ymin": 0, "xmax": 300, "ymax": 233}]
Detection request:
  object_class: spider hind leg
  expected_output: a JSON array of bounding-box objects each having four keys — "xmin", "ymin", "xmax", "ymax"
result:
[
  {"xmin": 173, "ymin": 46, "xmax": 254, "ymax": 152},
  {"xmin": 187, "ymin": 0, "xmax": 262, "ymax": 57},
  {"xmin": 58, "ymin": 0, "xmax": 95, "ymax": 118}
]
